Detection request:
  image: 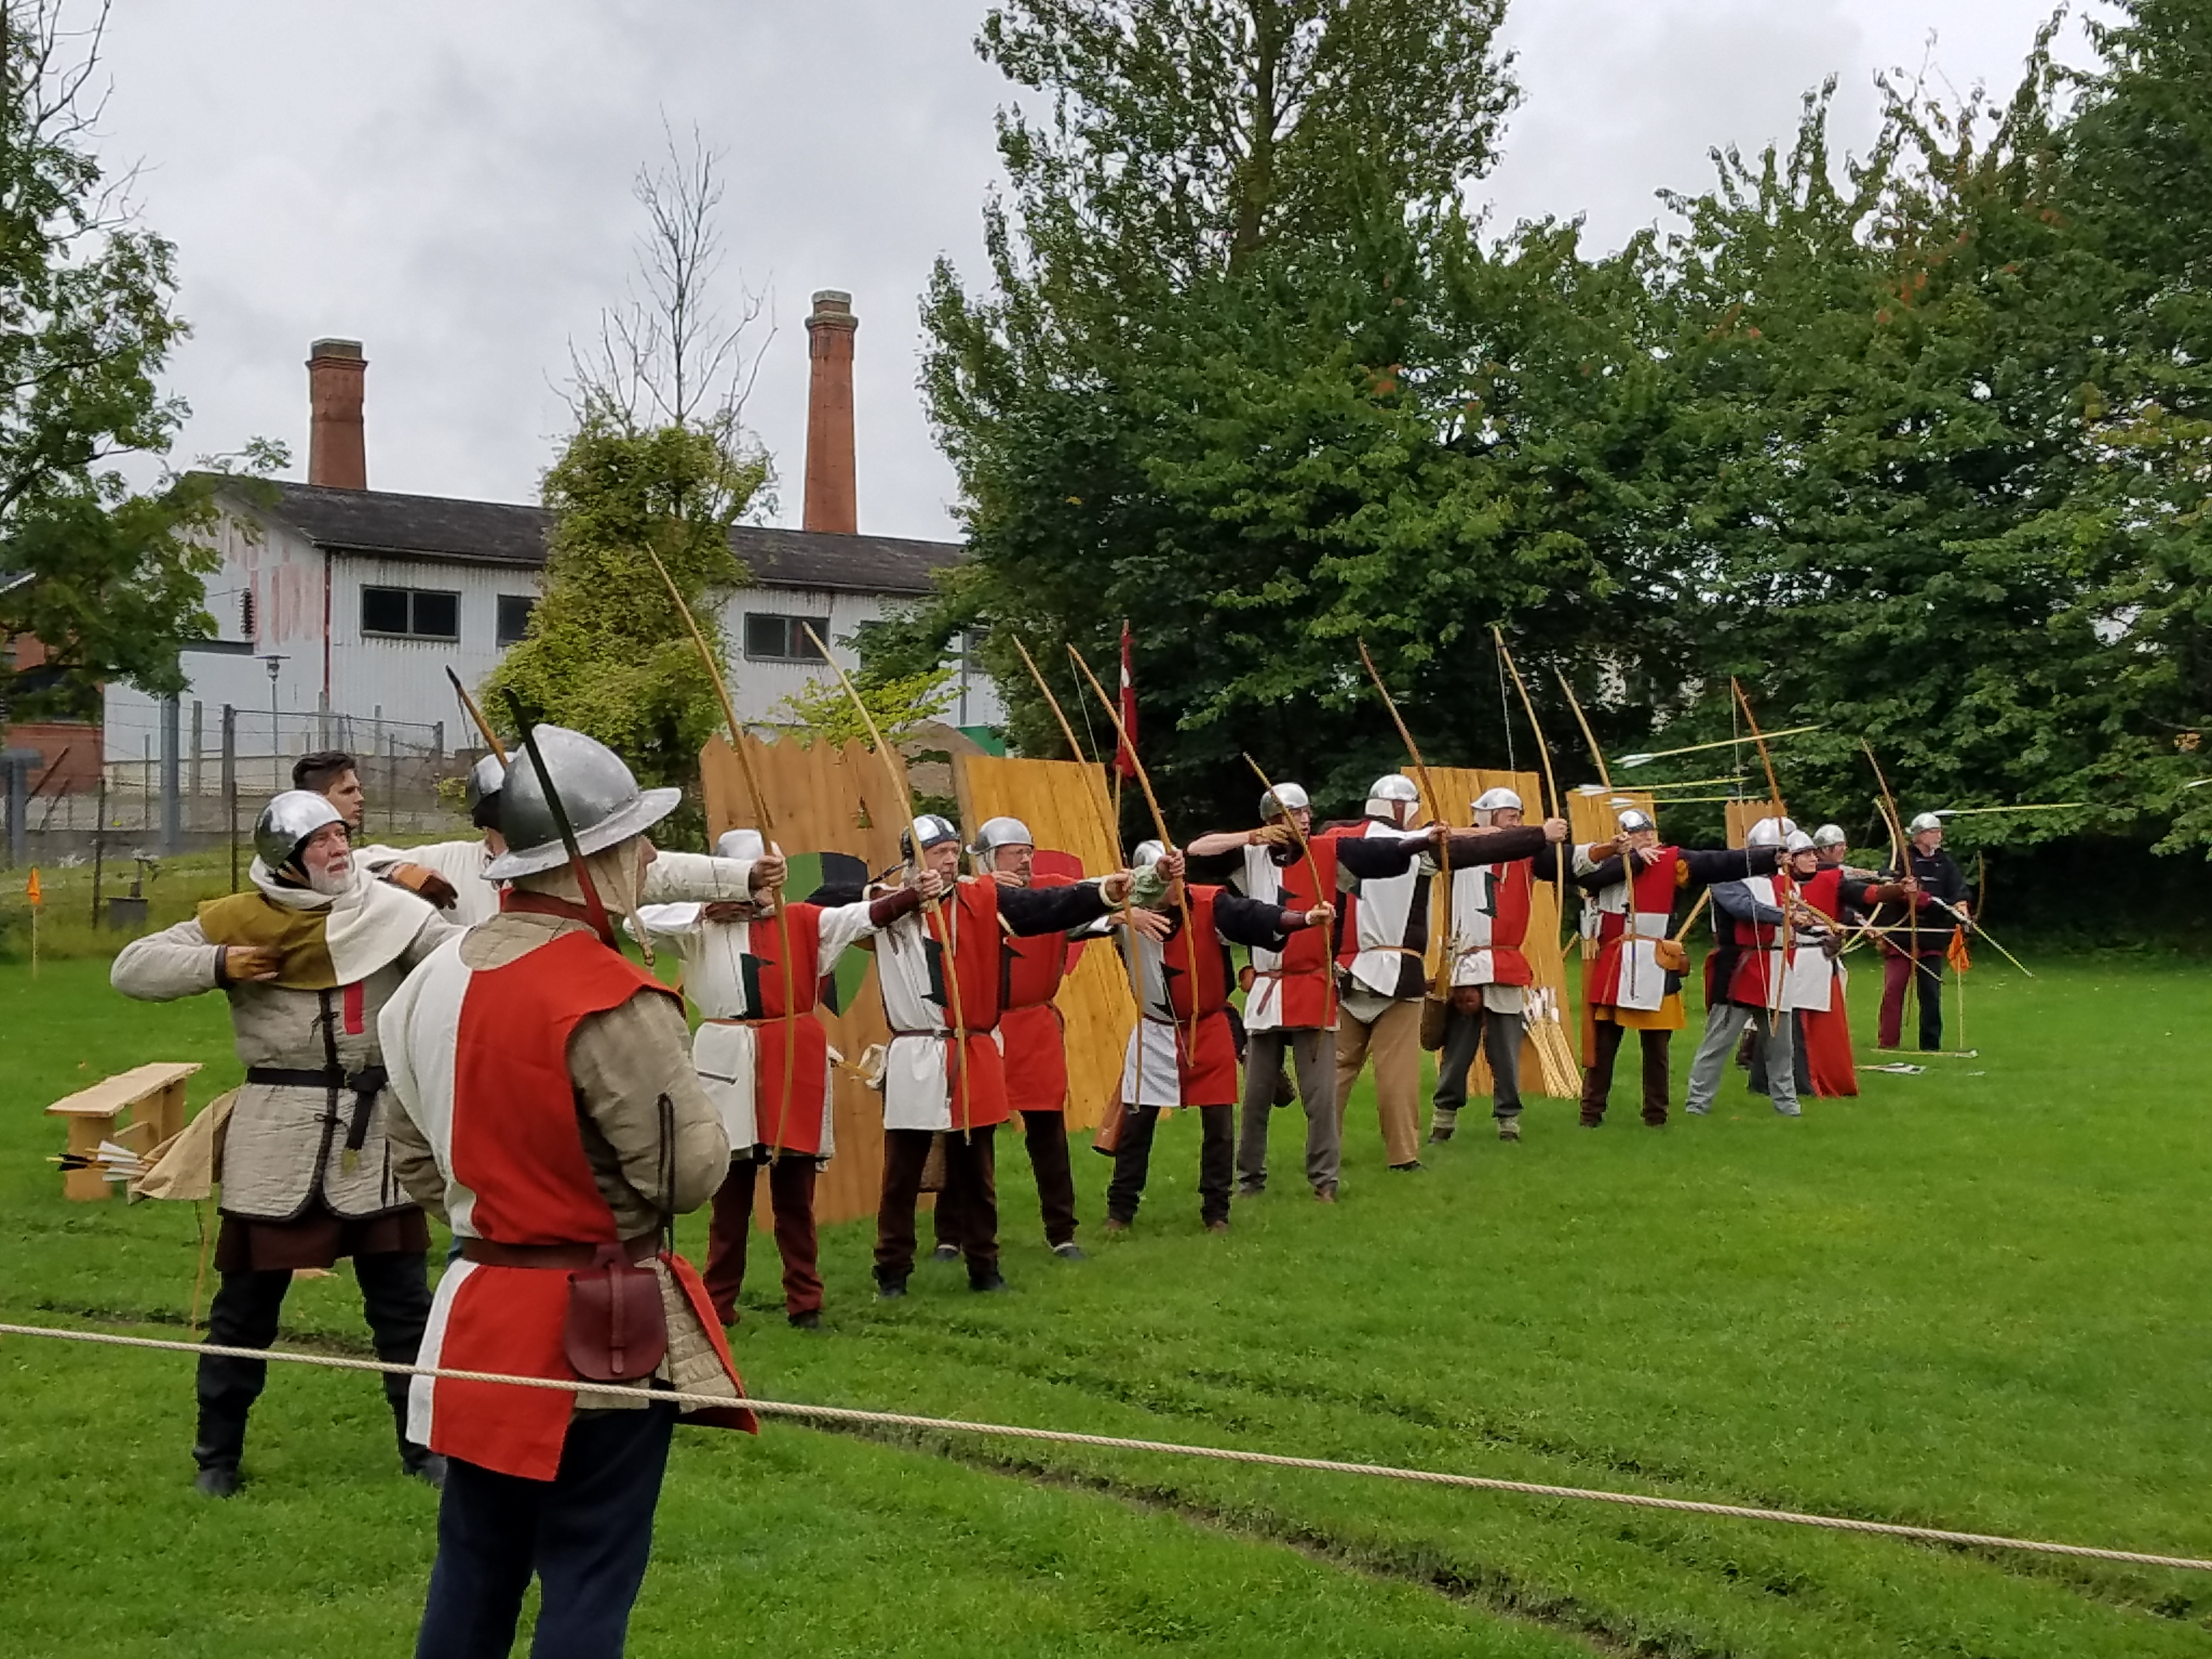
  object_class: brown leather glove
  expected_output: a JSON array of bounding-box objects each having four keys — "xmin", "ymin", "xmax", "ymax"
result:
[{"xmin": 385, "ymin": 863, "xmax": 459, "ymax": 911}]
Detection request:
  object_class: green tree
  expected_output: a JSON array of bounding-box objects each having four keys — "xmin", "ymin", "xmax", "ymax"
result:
[
  {"xmin": 485, "ymin": 131, "xmax": 770, "ymax": 841},
  {"xmin": 919, "ymin": 0, "xmax": 1630, "ymax": 826},
  {"xmin": 481, "ymin": 417, "xmax": 764, "ymax": 819},
  {"xmin": 0, "ymin": 1, "xmax": 275, "ymax": 725}
]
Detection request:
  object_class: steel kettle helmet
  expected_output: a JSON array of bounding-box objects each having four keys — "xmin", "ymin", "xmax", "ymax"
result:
[
  {"xmin": 715, "ymin": 828, "xmax": 768, "ymax": 862},
  {"xmin": 1365, "ymin": 775, "xmax": 1420, "ymax": 819},
  {"xmin": 969, "ymin": 815, "xmax": 1034, "ymax": 856},
  {"xmin": 1259, "ymin": 782, "xmax": 1310, "ymax": 822},
  {"xmin": 483, "ymin": 726, "xmax": 681, "ymax": 880},
  {"xmin": 254, "ymin": 790, "xmax": 346, "ymax": 874},
  {"xmin": 1744, "ymin": 815, "xmax": 1799, "ymax": 848},
  {"xmin": 901, "ymin": 814, "xmax": 961, "ymax": 862}
]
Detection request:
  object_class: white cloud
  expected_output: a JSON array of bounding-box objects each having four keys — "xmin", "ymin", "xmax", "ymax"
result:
[{"xmin": 93, "ymin": 0, "xmax": 2081, "ymax": 541}]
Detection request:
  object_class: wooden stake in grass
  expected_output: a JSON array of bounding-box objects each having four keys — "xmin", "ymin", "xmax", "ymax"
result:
[{"xmin": 25, "ymin": 866, "xmax": 41, "ymax": 978}]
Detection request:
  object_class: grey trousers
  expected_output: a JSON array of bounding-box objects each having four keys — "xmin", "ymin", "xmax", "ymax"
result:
[
  {"xmin": 1235, "ymin": 1028, "xmax": 1341, "ymax": 1195},
  {"xmin": 1686, "ymin": 1002, "xmax": 1800, "ymax": 1116},
  {"xmin": 1431, "ymin": 1006, "xmax": 1523, "ymax": 1128}
]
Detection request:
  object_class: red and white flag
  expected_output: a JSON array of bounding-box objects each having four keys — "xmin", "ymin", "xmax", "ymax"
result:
[{"xmin": 1115, "ymin": 619, "xmax": 1139, "ymax": 780}]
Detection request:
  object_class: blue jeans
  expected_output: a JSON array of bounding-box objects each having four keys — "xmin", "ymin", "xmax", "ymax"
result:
[{"xmin": 415, "ymin": 1402, "xmax": 677, "ymax": 1659}]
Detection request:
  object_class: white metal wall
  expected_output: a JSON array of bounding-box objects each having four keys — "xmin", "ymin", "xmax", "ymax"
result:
[{"xmin": 105, "ymin": 511, "xmax": 1006, "ymax": 765}]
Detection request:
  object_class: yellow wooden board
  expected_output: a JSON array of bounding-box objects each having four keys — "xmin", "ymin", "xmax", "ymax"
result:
[
  {"xmin": 953, "ymin": 754, "xmax": 1139, "ymax": 1133},
  {"xmin": 1724, "ymin": 798, "xmax": 1790, "ymax": 849}
]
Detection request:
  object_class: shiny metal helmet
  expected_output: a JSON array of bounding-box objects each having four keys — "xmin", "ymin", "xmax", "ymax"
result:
[
  {"xmin": 1130, "ymin": 839, "xmax": 1167, "ymax": 868},
  {"xmin": 1743, "ymin": 815, "xmax": 1799, "ymax": 848},
  {"xmin": 715, "ymin": 828, "xmax": 768, "ymax": 862},
  {"xmin": 969, "ymin": 815, "xmax": 1034, "ymax": 857},
  {"xmin": 1259, "ymin": 781, "xmax": 1310, "ymax": 821},
  {"xmin": 900, "ymin": 813, "xmax": 961, "ymax": 861},
  {"xmin": 1909, "ymin": 811, "xmax": 1943, "ymax": 834},
  {"xmin": 1472, "ymin": 787, "xmax": 1522, "ymax": 824},
  {"xmin": 1784, "ymin": 830, "xmax": 1816, "ymax": 854},
  {"xmin": 1812, "ymin": 823, "xmax": 1848, "ymax": 850},
  {"xmin": 1365, "ymin": 774, "xmax": 1420, "ymax": 818},
  {"xmin": 1616, "ymin": 806, "xmax": 1656, "ymax": 834},
  {"xmin": 255, "ymin": 790, "xmax": 347, "ymax": 873},
  {"xmin": 483, "ymin": 725, "xmax": 681, "ymax": 880},
  {"xmin": 463, "ymin": 754, "xmax": 505, "ymax": 815}
]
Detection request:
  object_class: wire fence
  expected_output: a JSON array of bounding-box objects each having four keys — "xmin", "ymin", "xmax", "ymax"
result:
[{"xmin": 8, "ymin": 704, "xmax": 479, "ymax": 861}]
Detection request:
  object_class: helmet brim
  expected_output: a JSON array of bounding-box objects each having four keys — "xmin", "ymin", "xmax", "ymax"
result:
[{"xmin": 484, "ymin": 786, "xmax": 684, "ymax": 881}]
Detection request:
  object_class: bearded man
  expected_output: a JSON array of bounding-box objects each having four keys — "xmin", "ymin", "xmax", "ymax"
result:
[{"xmin": 112, "ymin": 790, "xmax": 454, "ymax": 1496}]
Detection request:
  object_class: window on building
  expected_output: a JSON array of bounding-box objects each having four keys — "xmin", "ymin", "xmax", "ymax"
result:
[
  {"xmin": 362, "ymin": 586, "xmax": 461, "ymax": 641},
  {"xmin": 742, "ymin": 613, "xmax": 831, "ymax": 663},
  {"xmin": 496, "ymin": 594, "xmax": 537, "ymax": 647}
]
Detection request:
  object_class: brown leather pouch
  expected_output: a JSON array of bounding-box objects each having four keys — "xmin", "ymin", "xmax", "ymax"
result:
[
  {"xmin": 1419, "ymin": 994, "xmax": 1450, "ymax": 1052},
  {"xmin": 1654, "ymin": 938, "xmax": 1690, "ymax": 973},
  {"xmin": 563, "ymin": 1244, "xmax": 668, "ymax": 1383}
]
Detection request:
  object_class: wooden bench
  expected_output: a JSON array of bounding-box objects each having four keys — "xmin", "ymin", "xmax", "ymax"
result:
[{"xmin": 46, "ymin": 1063, "xmax": 202, "ymax": 1201}]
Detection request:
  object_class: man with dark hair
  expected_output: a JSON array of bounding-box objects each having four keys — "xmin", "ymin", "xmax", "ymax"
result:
[{"xmin": 292, "ymin": 751, "xmax": 364, "ymax": 824}]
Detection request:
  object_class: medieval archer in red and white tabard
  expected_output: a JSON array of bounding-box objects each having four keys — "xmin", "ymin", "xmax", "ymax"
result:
[
  {"xmin": 380, "ymin": 725, "xmax": 758, "ymax": 1657},
  {"xmin": 634, "ymin": 827, "xmax": 926, "ymax": 1329}
]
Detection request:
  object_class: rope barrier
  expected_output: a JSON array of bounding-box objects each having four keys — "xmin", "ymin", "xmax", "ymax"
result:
[{"xmin": 3, "ymin": 1319, "xmax": 2206, "ymax": 1573}]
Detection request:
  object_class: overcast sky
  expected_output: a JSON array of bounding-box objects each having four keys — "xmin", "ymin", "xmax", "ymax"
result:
[{"xmin": 94, "ymin": 0, "xmax": 2091, "ymax": 544}]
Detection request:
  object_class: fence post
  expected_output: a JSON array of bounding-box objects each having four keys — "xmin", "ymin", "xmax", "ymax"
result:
[
  {"xmin": 222, "ymin": 704, "xmax": 238, "ymax": 892},
  {"xmin": 141, "ymin": 735, "xmax": 152, "ymax": 831},
  {"xmin": 160, "ymin": 693, "xmax": 182, "ymax": 853},
  {"xmin": 189, "ymin": 699, "xmax": 204, "ymax": 821},
  {"xmin": 91, "ymin": 772, "xmax": 106, "ymax": 924}
]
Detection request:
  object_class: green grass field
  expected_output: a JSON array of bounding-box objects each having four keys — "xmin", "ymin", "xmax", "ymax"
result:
[{"xmin": 3, "ymin": 941, "xmax": 2207, "ymax": 1657}]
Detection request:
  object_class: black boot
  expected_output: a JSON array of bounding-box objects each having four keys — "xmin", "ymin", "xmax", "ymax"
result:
[
  {"xmin": 193, "ymin": 1401, "xmax": 249, "ymax": 1496},
  {"xmin": 391, "ymin": 1395, "xmax": 446, "ymax": 1488}
]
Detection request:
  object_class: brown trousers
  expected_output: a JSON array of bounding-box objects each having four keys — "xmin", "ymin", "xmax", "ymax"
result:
[
  {"xmin": 1581, "ymin": 1021, "xmax": 1672, "ymax": 1126},
  {"xmin": 702, "ymin": 1156, "xmax": 821, "ymax": 1323},
  {"xmin": 1334, "ymin": 997, "xmax": 1424, "ymax": 1168},
  {"xmin": 938, "ymin": 1109, "xmax": 1076, "ymax": 1249},
  {"xmin": 878, "ymin": 1126, "xmax": 998, "ymax": 1285}
]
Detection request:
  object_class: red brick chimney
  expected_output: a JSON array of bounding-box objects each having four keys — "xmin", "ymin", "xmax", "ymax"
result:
[
  {"xmin": 802, "ymin": 291, "xmax": 858, "ymax": 533},
  {"xmin": 306, "ymin": 338, "xmax": 368, "ymax": 490}
]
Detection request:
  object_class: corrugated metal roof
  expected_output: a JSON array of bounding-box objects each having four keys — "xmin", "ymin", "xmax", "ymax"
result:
[{"xmin": 234, "ymin": 479, "xmax": 964, "ymax": 595}]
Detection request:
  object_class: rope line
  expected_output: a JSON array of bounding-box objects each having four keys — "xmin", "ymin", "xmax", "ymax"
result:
[{"xmin": 2, "ymin": 1321, "xmax": 2204, "ymax": 1573}]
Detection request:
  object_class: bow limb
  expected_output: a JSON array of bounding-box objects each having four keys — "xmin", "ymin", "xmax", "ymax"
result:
[
  {"xmin": 1730, "ymin": 678, "xmax": 1792, "ymax": 1009},
  {"xmin": 1066, "ymin": 643, "xmax": 1201, "ymax": 1064},
  {"xmin": 1491, "ymin": 627, "xmax": 1568, "ymax": 939},
  {"xmin": 645, "ymin": 545, "xmax": 799, "ymax": 1159},
  {"xmin": 1861, "ymin": 740, "xmax": 1917, "ymax": 966},
  {"xmin": 800, "ymin": 624, "xmax": 972, "ymax": 1142},
  {"xmin": 1243, "ymin": 752, "xmax": 1336, "ymax": 1029},
  {"xmin": 1553, "ymin": 669, "xmax": 1615, "ymax": 792},
  {"xmin": 445, "ymin": 668, "xmax": 510, "ymax": 765},
  {"xmin": 1009, "ymin": 633, "xmax": 1122, "ymax": 870}
]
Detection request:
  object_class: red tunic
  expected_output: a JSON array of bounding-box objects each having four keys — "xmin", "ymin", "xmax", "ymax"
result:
[
  {"xmin": 1155, "ymin": 885, "xmax": 1240, "ymax": 1107},
  {"xmin": 1248, "ymin": 835, "xmax": 1338, "ymax": 1027},
  {"xmin": 426, "ymin": 930, "xmax": 752, "ymax": 1480},
  {"xmin": 1584, "ymin": 848, "xmax": 1683, "ymax": 1009},
  {"xmin": 1711, "ymin": 868, "xmax": 1797, "ymax": 1009},
  {"xmin": 1795, "ymin": 867, "xmax": 1858, "ymax": 1097},
  {"xmin": 999, "ymin": 854, "xmax": 1081, "ymax": 1114},
  {"xmin": 937, "ymin": 878, "xmax": 1015, "ymax": 1132},
  {"xmin": 731, "ymin": 900, "xmax": 832, "ymax": 1155},
  {"xmin": 1451, "ymin": 857, "xmax": 1534, "ymax": 986}
]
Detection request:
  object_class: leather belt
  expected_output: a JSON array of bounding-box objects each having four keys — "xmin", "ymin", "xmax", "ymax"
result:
[
  {"xmin": 246, "ymin": 1063, "xmax": 388, "ymax": 1155},
  {"xmin": 705, "ymin": 1015, "xmax": 776, "ymax": 1027},
  {"xmin": 460, "ymin": 1234, "xmax": 660, "ymax": 1270}
]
